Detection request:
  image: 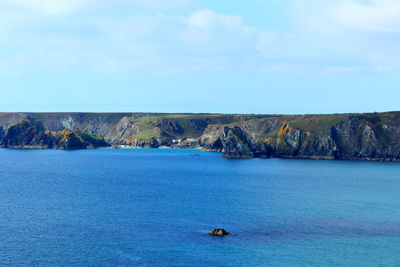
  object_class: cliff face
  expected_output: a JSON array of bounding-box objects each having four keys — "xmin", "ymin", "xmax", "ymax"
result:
[
  {"xmin": 199, "ymin": 113, "xmax": 400, "ymax": 161},
  {"xmin": 0, "ymin": 113, "xmax": 250, "ymax": 148},
  {"xmin": 1, "ymin": 120, "xmax": 53, "ymax": 149},
  {"xmin": 1, "ymin": 112, "xmax": 400, "ymax": 161},
  {"xmin": 0, "ymin": 120, "xmax": 108, "ymax": 149}
]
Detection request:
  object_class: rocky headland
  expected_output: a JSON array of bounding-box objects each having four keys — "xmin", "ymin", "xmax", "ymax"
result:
[
  {"xmin": 1, "ymin": 112, "xmax": 400, "ymax": 161},
  {"xmin": 0, "ymin": 120, "xmax": 107, "ymax": 150}
]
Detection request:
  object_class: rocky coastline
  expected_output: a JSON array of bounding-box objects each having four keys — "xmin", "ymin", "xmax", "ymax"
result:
[
  {"xmin": 1, "ymin": 112, "xmax": 400, "ymax": 161},
  {"xmin": 0, "ymin": 120, "xmax": 107, "ymax": 150}
]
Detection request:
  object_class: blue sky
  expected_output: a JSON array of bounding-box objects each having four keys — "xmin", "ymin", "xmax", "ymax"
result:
[{"xmin": 0, "ymin": 0, "xmax": 399, "ymax": 114}]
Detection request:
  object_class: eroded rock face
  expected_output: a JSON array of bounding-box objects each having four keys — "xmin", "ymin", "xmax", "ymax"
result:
[
  {"xmin": 123, "ymin": 138, "xmax": 160, "ymax": 148},
  {"xmin": 0, "ymin": 120, "xmax": 108, "ymax": 150},
  {"xmin": 198, "ymin": 114, "xmax": 400, "ymax": 161},
  {"xmin": 51, "ymin": 130, "xmax": 108, "ymax": 150},
  {"xmin": 198, "ymin": 125, "xmax": 225, "ymax": 152},
  {"xmin": 208, "ymin": 229, "xmax": 231, "ymax": 236},
  {"xmin": 222, "ymin": 126, "xmax": 254, "ymax": 158},
  {"xmin": 108, "ymin": 117, "xmax": 140, "ymax": 145},
  {"xmin": 0, "ymin": 126, "xmax": 4, "ymax": 140},
  {"xmin": 0, "ymin": 120, "xmax": 53, "ymax": 148}
]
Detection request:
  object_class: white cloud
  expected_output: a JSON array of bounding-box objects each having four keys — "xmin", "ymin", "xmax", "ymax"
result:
[
  {"xmin": 187, "ymin": 9, "xmax": 252, "ymax": 32},
  {"xmin": 261, "ymin": 63, "xmax": 290, "ymax": 73},
  {"xmin": 1, "ymin": 0, "xmax": 399, "ymax": 76},
  {"xmin": 182, "ymin": 9, "xmax": 258, "ymax": 61},
  {"xmin": 2, "ymin": 0, "xmax": 191, "ymax": 16},
  {"xmin": 292, "ymin": 0, "xmax": 400, "ymax": 41},
  {"xmin": 4, "ymin": 0, "xmax": 83, "ymax": 15},
  {"xmin": 266, "ymin": 0, "xmax": 400, "ymax": 73},
  {"xmin": 255, "ymin": 30, "xmax": 296, "ymax": 58},
  {"xmin": 129, "ymin": 0, "xmax": 191, "ymax": 10},
  {"xmin": 0, "ymin": 5, "xmax": 263, "ymax": 74},
  {"xmin": 327, "ymin": 0, "xmax": 400, "ymax": 33},
  {"xmin": 187, "ymin": 9, "xmax": 214, "ymax": 27}
]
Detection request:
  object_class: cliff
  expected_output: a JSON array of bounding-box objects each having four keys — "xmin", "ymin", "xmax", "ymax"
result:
[
  {"xmin": 0, "ymin": 113, "xmax": 253, "ymax": 148},
  {"xmin": 199, "ymin": 112, "xmax": 400, "ymax": 161},
  {"xmin": 0, "ymin": 120, "xmax": 108, "ymax": 149},
  {"xmin": 0, "ymin": 112, "xmax": 400, "ymax": 161}
]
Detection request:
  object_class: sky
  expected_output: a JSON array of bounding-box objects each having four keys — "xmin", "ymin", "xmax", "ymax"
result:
[{"xmin": 0, "ymin": 0, "xmax": 399, "ymax": 114}]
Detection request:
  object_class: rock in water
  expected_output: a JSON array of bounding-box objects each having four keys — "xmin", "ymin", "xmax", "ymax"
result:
[{"xmin": 208, "ymin": 229, "xmax": 231, "ymax": 236}]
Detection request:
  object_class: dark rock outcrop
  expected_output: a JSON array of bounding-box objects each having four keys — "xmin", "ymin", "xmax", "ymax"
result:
[
  {"xmin": 0, "ymin": 120, "xmax": 108, "ymax": 150},
  {"xmin": 122, "ymin": 137, "xmax": 160, "ymax": 148},
  {"xmin": 208, "ymin": 229, "xmax": 231, "ymax": 236},
  {"xmin": 1, "ymin": 120, "xmax": 53, "ymax": 148},
  {"xmin": 221, "ymin": 126, "xmax": 254, "ymax": 158},
  {"xmin": 0, "ymin": 126, "xmax": 4, "ymax": 140},
  {"xmin": 51, "ymin": 130, "xmax": 109, "ymax": 150}
]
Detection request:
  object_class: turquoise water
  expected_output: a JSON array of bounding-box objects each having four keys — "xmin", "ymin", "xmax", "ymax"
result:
[{"xmin": 1, "ymin": 148, "xmax": 400, "ymax": 266}]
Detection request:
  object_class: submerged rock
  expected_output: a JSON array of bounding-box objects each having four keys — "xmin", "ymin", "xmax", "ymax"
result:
[{"xmin": 208, "ymin": 229, "xmax": 231, "ymax": 236}]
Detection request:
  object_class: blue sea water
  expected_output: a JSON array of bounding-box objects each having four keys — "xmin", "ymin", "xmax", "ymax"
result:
[{"xmin": 1, "ymin": 148, "xmax": 400, "ymax": 266}]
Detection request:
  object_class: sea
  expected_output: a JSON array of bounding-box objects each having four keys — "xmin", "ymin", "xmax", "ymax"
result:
[{"xmin": 1, "ymin": 148, "xmax": 400, "ymax": 266}]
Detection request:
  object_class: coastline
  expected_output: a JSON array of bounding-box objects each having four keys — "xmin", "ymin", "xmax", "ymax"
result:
[
  {"xmin": 2, "ymin": 112, "xmax": 400, "ymax": 161},
  {"xmin": 1, "ymin": 145, "xmax": 399, "ymax": 162}
]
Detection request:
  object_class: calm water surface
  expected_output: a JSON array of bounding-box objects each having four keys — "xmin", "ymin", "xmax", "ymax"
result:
[{"xmin": 1, "ymin": 148, "xmax": 400, "ymax": 266}]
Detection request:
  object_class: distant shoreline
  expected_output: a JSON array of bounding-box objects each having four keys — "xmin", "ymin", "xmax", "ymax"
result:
[
  {"xmin": 1, "ymin": 111, "xmax": 400, "ymax": 161},
  {"xmin": 1, "ymin": 147, "xmax": 399, "ymax": 163}
]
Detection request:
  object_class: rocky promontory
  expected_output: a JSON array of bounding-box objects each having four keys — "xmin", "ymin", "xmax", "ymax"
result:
[{"xmin": 0, "ymin": 120, "xmax": 108, "ymax": 150}]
